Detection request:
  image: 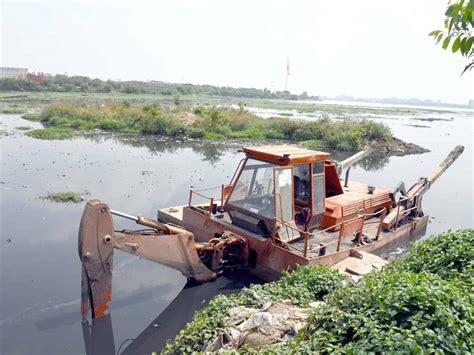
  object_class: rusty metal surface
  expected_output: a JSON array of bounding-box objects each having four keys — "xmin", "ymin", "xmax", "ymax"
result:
[
  {"xmin": 79, "ymin": 200, "xmax": 114, "ymax": 319},
  {"xmin": 321, "ymin": 181, "xmax": 393, "ymax": 230},
  {"xmin": 112, "ymin": 230, "xmax": 216, "ymax": 282},
  {"xmin": 79, "ymin": 200, "xmax": 217, "ymax": 319},
  {"xmin": 242, "ymin": 145, "xmax": 330, "ymax": 165},
  {"xmin": 77, "ymin": 145, "xmax": 449, "ymax": 320},
  {"xmin": 383, "ymin": 145, "xmax": 464, "ymax": 230}
]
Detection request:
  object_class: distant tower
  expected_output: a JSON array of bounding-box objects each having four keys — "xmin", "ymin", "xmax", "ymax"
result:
[{"xmin": 285, "ymin": 58, "xmax": 290, "ymax": 91}]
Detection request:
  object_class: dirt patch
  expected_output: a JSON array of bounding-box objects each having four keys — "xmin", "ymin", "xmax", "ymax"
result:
[{"xmin": 367, "ymin": 137, "xmax": 430, "ymax": 156}]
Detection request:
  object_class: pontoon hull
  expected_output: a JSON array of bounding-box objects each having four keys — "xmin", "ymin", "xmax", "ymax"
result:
[{"xmin": 158, "ymin": 205, "xmax": 428, "ymax": 281}]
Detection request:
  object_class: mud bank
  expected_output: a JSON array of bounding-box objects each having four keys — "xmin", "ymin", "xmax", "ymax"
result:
[{"xmin": 368, "ymin": 137, "xmax": 430, "ymax": 156}]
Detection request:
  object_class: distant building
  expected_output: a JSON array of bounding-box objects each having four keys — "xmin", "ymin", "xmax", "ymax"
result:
[
  {"xmin": 0, "ymin": 67, "xmax": 28, "ymax": 79},
  {"xmin": 468, "ymin": 99, "xmax": 474, "ymax": 108}
]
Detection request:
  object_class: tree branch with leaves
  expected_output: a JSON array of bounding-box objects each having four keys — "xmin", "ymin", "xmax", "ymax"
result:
[{"xmin": 429, "ymin": 0, "xmax": 474, "ymax": 75}]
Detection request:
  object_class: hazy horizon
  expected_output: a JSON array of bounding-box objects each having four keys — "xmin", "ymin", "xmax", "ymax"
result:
[{"xmin": 1, "ymin": 0, "xmax": 473, "ymax": 104}]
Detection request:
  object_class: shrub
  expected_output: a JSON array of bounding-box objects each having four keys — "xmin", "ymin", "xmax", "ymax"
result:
[
  {"xmin": 385, "ymin": 228, "xmax": 473, "ymax": 287},
  {"xmin": 298, "ymin": 272, "xmax": 473, "ymax": 353},
  {"xmin": 358, "ymin": 120, "xmax": 392, "ymax": 141},
  {"xmin": 34, "ymin": 102, "xmax": 394, "ymax": 149},
  {"xmin": 187, "ymin": 127, "xmax": 205, "ymax": 138}
]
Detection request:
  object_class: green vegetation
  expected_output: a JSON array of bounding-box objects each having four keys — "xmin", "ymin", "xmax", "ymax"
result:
[
  {"xmin": 164, "ymin": 229, "xmax": 474, "ymax": 353},
  {"xmin": 0, "ymin": 91, "xmax": 455, "ymax": 116},
  {"xmin": 41, "ymin": 191, "xmax": 83, "ymax": 203},
  {"xmin": 430, "ymin": 0, "xmax": 474, "ymax": 74},
  {"xmin": 16, "ymin": 126, "xmax": 33, "ymax": 130},
  {"xmin": 0, "ymin": 74, "xmax": 317, "ymax": 100},
  {"xmin": 384, "ymin": 228, "xmax": 473, "ymax": 289},
  {"xmin": 0, "ymin": 107, "xmax": 25, "ymax": 114},
  {"xmin": 30, "ymin": 102, "xmax": 392, "ymax": 150},
  {"xmin": 22, "ymin": 112, "xmax": 42, "ymax": 121},
  {"xmin": 163, "ymin": 266, "xmax": 345, "ymax": 354},
  {"xmin": 25, "ymin": 127, "xmax": 77, "ymax": 139}
]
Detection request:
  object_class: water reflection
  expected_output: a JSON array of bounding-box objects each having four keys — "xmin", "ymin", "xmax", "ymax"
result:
[
  {"xmin": 84, "ymin": 133, "xmax": 393, "ymax": 171},
  {"xmin": 356, "ymin": 154, "xmax": 391, "ymax": 172},
  {"xmin": 81, "ymin": 272, "xmax": 262, "ymax": 355},
  {"xmin": 83, "ymin": 133, "xmax": 238, "ymax": 164}
]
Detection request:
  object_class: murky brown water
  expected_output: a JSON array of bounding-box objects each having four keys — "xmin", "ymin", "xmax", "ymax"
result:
[{"xmin": 0, "ymin": 104, "xmax": 472, "ymax": 354}]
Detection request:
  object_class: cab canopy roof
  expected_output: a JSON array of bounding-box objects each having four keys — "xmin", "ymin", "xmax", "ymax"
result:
[{"xmin": 242, "ymin": 145, "xmax": 331, "ymax": 165}]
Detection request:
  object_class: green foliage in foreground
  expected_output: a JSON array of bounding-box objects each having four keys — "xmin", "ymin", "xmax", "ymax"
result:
[
  {"xmin": 429, "ymin": 0, "xmax": 474, "ymax": 75},
  {"xmin": 33, "ymin": 102, "xmax": 392, "ymax": 150},
  {"xmin": 295, "ymin": 272, "xmax": 472, "ymax": 353},
  {"xmin": 163, "ymin": 229, "xmax": 474, "ymax": 354},
  {"xmin": 25, "ymin": 128, "xmax": 77, "ymax": 139},
  {"xmin": 41, "ymin": 191, "xmax": 83, "ymax": 203},
  {"xmin": 162, "ymin": 266, "xmax": 345, "ymax": 354},
  {"xmin": 385, "ymin": 228, "xmax": 473, "ymax": 288}
]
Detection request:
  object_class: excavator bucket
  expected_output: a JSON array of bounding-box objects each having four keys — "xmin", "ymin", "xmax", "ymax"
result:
[
  {"xmin": 79, "ymin": 200, "xmax": 114, "ymax": 320},
  {"xmin": 79, "ymin": 200, "xmax": 217, "ymax": 319}
]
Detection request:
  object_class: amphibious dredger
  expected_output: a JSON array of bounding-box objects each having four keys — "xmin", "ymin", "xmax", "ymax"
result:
[{"xmin": 79, "ymin": 144, "xmax": 464, "ymax": 319}]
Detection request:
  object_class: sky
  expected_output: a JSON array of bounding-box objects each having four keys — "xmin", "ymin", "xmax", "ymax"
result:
[{"xmin": 1, "ymin": 0, "xmax": 473, "ymax": 104}]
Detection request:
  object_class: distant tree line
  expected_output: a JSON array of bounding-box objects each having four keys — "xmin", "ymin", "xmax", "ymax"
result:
[{"xmin": 0, "ymin": 74, "xmax": 318, "ymax": 100}]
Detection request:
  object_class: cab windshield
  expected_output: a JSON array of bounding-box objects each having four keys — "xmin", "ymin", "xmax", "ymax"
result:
[{"xmin": 227, "ymin": 158, "xmax": 276, "ymax": 220}]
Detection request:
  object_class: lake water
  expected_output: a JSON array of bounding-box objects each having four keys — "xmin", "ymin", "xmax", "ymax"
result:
[{"xmin": 0, "ymin": 104, "xmax": 472, "ymax": 354}]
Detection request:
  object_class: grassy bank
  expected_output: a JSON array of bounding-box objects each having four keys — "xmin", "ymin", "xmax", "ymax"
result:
[
  {"xmin": 25, "ymin": 102, "xmax": 392, "ymax": 150},
  {"xmin": 163, "ymin": 229, "xmax": 473, "ymax": 353}
]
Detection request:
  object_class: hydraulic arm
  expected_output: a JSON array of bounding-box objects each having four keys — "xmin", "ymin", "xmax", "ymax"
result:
[{"xmin": 79, "ymin": 200, "xmax": 249, "ymax": 319}]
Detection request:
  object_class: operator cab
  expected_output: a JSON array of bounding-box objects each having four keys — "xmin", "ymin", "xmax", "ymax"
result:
[{"xmin": 225, "ymin": 145, "xmax": 331, "ymax": 242}]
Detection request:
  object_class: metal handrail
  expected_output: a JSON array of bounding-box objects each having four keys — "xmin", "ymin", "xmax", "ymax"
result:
[
  {"xmin": 188, "ymin": 184, "xmax": 230, "ymax": 210},
  {"xmin": 393, "ymin": 195, "xmax": 420, "ymax": 229},
  {"xmin": 273, "ymin": 208, "xmax": 386, "ymax": 258}
]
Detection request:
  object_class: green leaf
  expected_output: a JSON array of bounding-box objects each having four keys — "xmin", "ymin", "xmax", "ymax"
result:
[
  {"xmin": 448, "ymin": 17, "xmax": 455, "ymax": 33},
  {"xmin": 459, "ymin": 37, "xmax": 467, "ymax": 54},
  {"xmin": 445, "ymin": 5, "xmax": 455, "ymax": 16},
  {"xmin": 465, "ymin": 37, "xmax": 474, "ymax": 52},
  {"xmin": 452, "ymin": 36, "xmax": 461, "ymax": 52},
  {"xmin": 442, "ymin": 36, "xmax": 451, "ymax": 49},
  {"xmin": 461, "ymin": 61, "xmax": 474, "ymax": 75},
  {"xmin": 428, "ymin": 30, "xmax": 441, "ymax": 37},
  {"xmin": 436, "ymin": 33, "xmax": 444, "ymax": 44}
]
